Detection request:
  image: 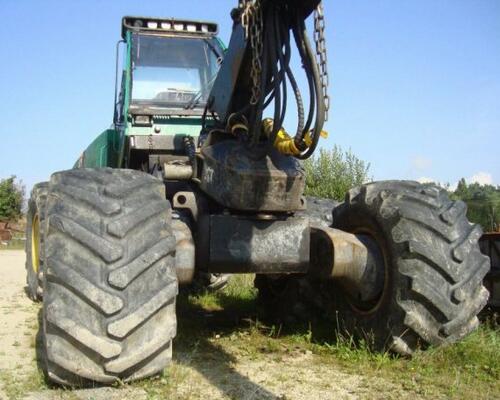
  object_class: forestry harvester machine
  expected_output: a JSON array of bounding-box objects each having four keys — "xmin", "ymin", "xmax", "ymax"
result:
[{"xmin": 25, "ymin": 0, "xmax": 490, "ymax": 385}]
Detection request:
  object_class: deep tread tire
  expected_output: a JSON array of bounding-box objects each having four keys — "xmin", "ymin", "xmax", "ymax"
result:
[
  {"xmin": 43, "ymin": 168, "xmax": 178, "ymax": 386},
  {"xmin": 330, "ymin": 180, "xmax": 489, "ymax": 354},
  {"xmin": 25, "ymin": 182, "xmax": 49, "ymax": 301}
]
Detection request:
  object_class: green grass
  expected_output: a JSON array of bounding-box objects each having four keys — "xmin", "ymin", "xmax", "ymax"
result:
[
  {"xmin": 0, "ymin": 238, "xmax": 25, "ymax": 250},
  {"xmin": 0, "ymin": 231, "xmax": 25, "ymax": 250},
  {"xmin": 0, "ymin": 369, "xmax": 47, "ymax": 399},
  {"xmin": 187, "ymin": 274, "xmax": 257, "ymax": 312},
  {"xmin": 164, "ymin": 274, "xmax": 500, "ymax": 400},
  {"xmin": 0, "ymin": 303, "xmax": 82, "ymax": 400},
  {"xmin": 304, "ymin": 320, "xmax": 499, "ymax": 398},
  {"xmin": 2, "ymin": 274, "xmax": 498, "ymax": 399}
]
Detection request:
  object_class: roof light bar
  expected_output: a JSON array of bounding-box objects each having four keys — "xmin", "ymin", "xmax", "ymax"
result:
[{"xmin": 122, "ymin": 16, "xmax": 218, "ymax": 39}]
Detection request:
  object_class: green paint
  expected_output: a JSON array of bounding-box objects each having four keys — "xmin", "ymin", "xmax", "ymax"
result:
[
  {"xmin": 75, "ymin": 129, "xmax": 120, "ymax": 168},
  {"xmin": 215, "ymin": 36, "xmax": 227, "ymax": 51},
  {"xmin": 123, "ymin": 31, "xmax": 132, "ymax": 124},
  {"xmin": 75, "ymin": 26, "xmax": 224, "ymax": 170},
  {"xmin": 116, "ymin": 31, "xmax": 133, "ymax": 167}
]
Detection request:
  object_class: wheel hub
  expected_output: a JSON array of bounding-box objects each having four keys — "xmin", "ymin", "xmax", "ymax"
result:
[
  {"xmin": 310, "ymin": 226, "xmax": 385, "ymax": 304},
  {"xmin": 31, "ymin": 213, "xmax": 40, "ymax": 273}
]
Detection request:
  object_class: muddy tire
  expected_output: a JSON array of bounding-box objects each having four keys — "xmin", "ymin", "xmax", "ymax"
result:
[
  {"xmin": 330, "ymin": 181, "xmax": 490, "ymax": 354},
  {"xmin": 25, "ymin": 182, "xmax": 49, "ymax": 301},
  {"xmin": 43, "ymin": 168, "xmax": 178, "ymax": 386}
]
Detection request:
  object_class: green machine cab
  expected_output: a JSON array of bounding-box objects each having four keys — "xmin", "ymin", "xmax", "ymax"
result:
[{"xmin": 76, "ymin": 16, "xmax": 224, "ymax": 171}]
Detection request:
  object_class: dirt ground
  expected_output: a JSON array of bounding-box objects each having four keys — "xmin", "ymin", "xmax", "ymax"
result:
[{"xmin": 0, "ymin": 251, "xmax": 441, "ymax": 400}]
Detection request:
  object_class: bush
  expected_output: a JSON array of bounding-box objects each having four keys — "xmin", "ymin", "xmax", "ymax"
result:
[
  {"xmin": 0, "ymin": 176, "xmax": 25, "ymax": 221},
  {"xmin": 452, "ymin": 178, "xmax": 500, "ymax": 232},
  {"xmin": 303, "ymin": 146, "xmax": 370, "ymax": 201}
]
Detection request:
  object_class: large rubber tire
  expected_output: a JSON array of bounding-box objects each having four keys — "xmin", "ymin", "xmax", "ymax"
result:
[
  {"xmin": 43, "ymin": 168, "xmax": 178, "ymax": 386},
  {"xmin": 25, "ymin": 182, "xmax": 48, "ymax": 301},
  {"xmin": 329, "ymin": 181, "xmax": 490, "ymax": 354}
]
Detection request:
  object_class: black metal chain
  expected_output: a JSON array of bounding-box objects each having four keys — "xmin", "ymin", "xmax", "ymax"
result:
[{"xmin": 314, "ymin": 2, "xmax": 330, "ymax": 121}]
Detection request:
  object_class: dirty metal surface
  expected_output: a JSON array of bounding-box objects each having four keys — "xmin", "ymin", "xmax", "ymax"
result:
[
  {"xmin": 309, "ymin": 226, "xmax": 384, "ymax": 303},
  {"xmin": 200, "ymin": 141, "xmax": 305, "ymax": 212},
  {"xmin": 207, "ymin": 214, "xmax": 309, "ymax": 273},
  {"xmin": 172, "ymin": 215, "xmax": 195, "ymax": 284}
]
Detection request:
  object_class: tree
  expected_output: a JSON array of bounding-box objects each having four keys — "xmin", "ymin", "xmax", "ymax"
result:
[
  {"xmin": 455, "ymin": 178, "xmax": 468, "ymax": 198},
  {"xmin": 0, "ymin": 176, "xmax": 25, "ymax": 221},
  {"xmin": 303, "ymin": 146, "xmax": 370, "ymax": 201},
  {"xmin": 451, "ymin": 179, "xmax": 500, "ymax": 232}
]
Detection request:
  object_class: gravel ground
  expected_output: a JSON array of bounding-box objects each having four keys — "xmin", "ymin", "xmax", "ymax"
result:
[{"xmin": 0, "ymin": 250, "xmax": 422, "ymax": 400}]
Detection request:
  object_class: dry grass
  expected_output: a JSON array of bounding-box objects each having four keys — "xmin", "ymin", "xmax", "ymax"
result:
[
  {"xmin": 0, "ymin": 238, "xmax": 25, "ymax": 250},
  {"xmin": 1, "ymin": 274, "xmax": 498, "ymax": 399},
  {"xmin": 141, "ymin": 274, "xmax": 499, "ymax": 400}
]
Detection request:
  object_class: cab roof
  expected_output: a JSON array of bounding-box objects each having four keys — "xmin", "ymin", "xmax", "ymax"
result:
[{"xmin": 121, "ymin": 16, "xmax": 218, "ymax": 39}]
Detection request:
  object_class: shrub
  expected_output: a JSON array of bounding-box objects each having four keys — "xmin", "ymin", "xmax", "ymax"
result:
[
  {"xmin": 0, "ymin": 176, "xmax": 25, "ymax": 221},
  {"xmin": 303, "ymin": 146, "xmax": 370, "ymax": 201},
  {"xmin": 452, "ymin": 178, "xmax": 500, "ymax": 232}
]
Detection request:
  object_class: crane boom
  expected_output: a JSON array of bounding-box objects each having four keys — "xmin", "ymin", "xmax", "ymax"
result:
[{"xmin": 206, "ymin": 0, "xmax": 328, "ymax": 159}]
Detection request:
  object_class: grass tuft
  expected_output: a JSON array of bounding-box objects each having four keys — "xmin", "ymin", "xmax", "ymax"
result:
[
  {"xmin": 4, "ymin": 273, "xmax": 498, "ymax": 399},
  {"xmin": 0, "ymin": 238, "xmax": 25, "ymax": 250},
  {"xmin": 178, "ymin": 274, "xmax": 500, "ymax": 399}
]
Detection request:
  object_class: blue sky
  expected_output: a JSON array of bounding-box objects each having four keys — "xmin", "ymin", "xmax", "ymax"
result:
[{"xmin": 0, "ymin": 0, "xmax": 499, "ymax": 192}]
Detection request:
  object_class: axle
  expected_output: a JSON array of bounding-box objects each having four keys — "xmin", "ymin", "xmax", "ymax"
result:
[{"xmin": 310, "ymin": 226, "xmax": 385, "ymax": 303}]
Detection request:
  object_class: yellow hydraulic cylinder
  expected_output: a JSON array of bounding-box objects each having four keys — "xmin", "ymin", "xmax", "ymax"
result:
[{"xmin": 261, "ymin": 118, "xmax": 328, "ymax": 156}]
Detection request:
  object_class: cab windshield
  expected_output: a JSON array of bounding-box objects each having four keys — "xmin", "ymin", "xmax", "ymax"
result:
[{"xmin": 131, "ymin": 34, "xmax": 222, "ymax": 109}]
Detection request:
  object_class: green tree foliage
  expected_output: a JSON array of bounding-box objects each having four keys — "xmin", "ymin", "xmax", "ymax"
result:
[
  {"xmin": 303, "ymin": 146, "xmax": 370, "ymax": 201},
  {"xmin": 0, "ymin": 176, "xmax": 25, "ymax": 221},
  {"xmin": 451, "ymin": 179, "xmax": 500, "ymax": 232}
]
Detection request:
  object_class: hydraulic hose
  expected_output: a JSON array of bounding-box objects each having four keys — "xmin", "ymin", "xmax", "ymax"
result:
[
  {"xmin": 292, "ymin": 16, "xmax": 316, "ymax": 146},
  {"xmin": 216, "ymin": 1, "xmax": 327, "ymax": 160},
  {"xmin": 295, "ymin": 19, "xmax": 325, "ymax": 159}
]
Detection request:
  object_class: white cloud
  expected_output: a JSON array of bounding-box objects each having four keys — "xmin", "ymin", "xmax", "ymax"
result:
[
  {"xmin": 417, "ymin": 177, "xmax": 457, "ymax": 190},
  {"xmin": 448, "ymin": 181, "xmax": 458, "ymax": 191},
  {"xmin": 416, "ymin": 172, "xmax": 495, "ymax": 190},
  {"xmin": 467, "ymin": 172, "xmax": 493, "ymax": 185},
  {"xmin": 417, "ymin": 177, "xmax": 435, "ymax": 184},
  {"xmin": 417, "ymin": 177, "xmax": 451, "ymax": 189},
  {"xmin": 411, "ymin": 156, "xmax": 432, "ymax": 171}
]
